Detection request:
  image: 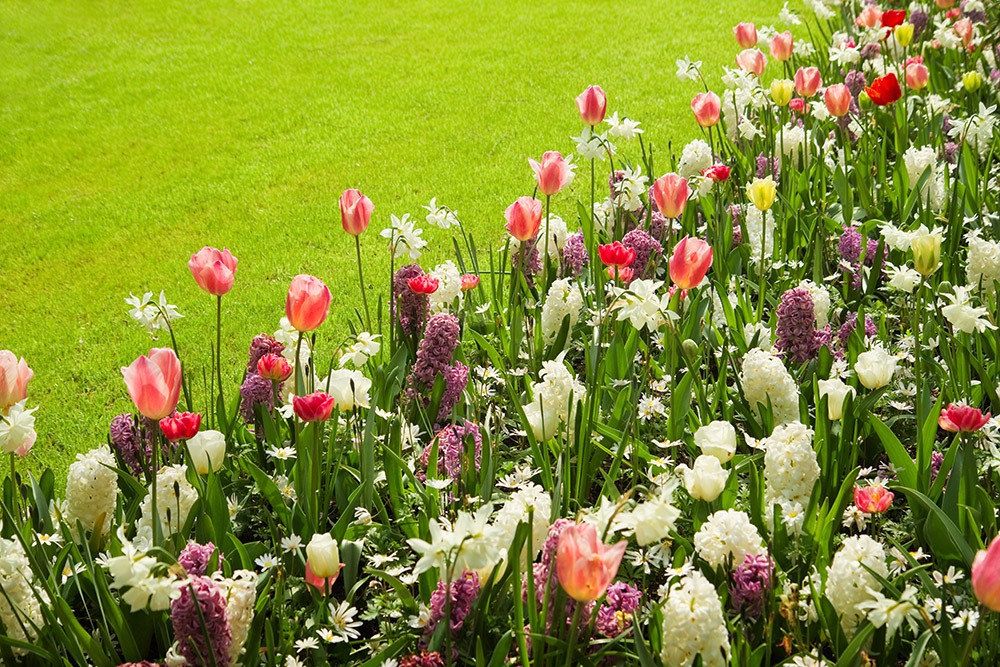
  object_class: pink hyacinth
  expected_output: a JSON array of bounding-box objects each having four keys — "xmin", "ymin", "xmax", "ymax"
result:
[{"xmin": 170, "ymin": 575, "xmax": 232, "ymax": 667}]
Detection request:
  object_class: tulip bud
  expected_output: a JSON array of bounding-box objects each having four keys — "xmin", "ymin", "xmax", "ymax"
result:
[
  {"xmin": 293, "ymin": 392, "xmax": 336, "ymax": 422},
  {"xmin": 339, "ymin": 189, "xmax": 374, "ymax": 236},
  {"xmin": 818, "ymin": 378, "xmax": 855, "ymax": 420},
  {"xmin": 504, "ymin": 196, "xmax": 543, "ymax": 242},
  {"xmin": 746, "ymin": 177, "xmax": 777, "ymax": 212},
  {"xmin": 186, "ymin": 429, "xmax": 226, "ymax": 474},
  {"xmin": 824, "ymin": 83, "xmax": 852, "ymax": 118},
  {"xmin": 854, "ymin": 482, "xmax": 894, "ymax": 514},
  {"xmin": 306, "ymin": 532, "xmax": 342, "ymax": 579},
  {"xmin": 681, "ymin": 338, "xmax": 701, "ymax": 366},
  {"xmin": 894, "ymin": 23, "xmax": 914, "ymax": 48},
  {"xmin": 905, "ymin": 63, "xmax": 929, "ymax": 91},
  {"xmin": 286, "ymin": 274, "xmax": 332, "ymax": 332},
  {"xmin": 669, "ymin": 236, "xmax": 713, "ymax": 289},
  {"xmin": 460, "ymin": 274, "xmax": 480, "ymax": 291},
  {"xmin": 794, "ymin": 67, "xmax": 822, "ymax": 98},
  {"xmin": 691, "ymin": 92, "xmax": 721, "ymax": 128},
  {"xmin": 911, "ymin": 230, "xmax": 941, "ymax": 277},
  {"xmin": 733, "ymin": 22, "xmax": 758, "ymax": 49},
  {"xmin": 854, "ymin": 348, "xmax": 897, "ymax": 390},
  {"xmin": 963, "ymin": 71, "xmax": 983, "ymax": 93},
  {"xmin": 575, "ymin": 85, "xmax": 607, "ymax": 126},
  {"xmin": 679, "ymin": 455, "xmax": 729, "ymax": 502},
  {"xmin": 770, "ymin": 79, "xmax": 795, "ymax": 107},
  {"xmin": 0, "ymin": 351, "xmax": 33, "ymax": 412},
  {"xmin": 650, "ymin": 173, "xmax": 690, "ymax": 219},
  {"xmin": 858, "ymin": 91, "xmax": 873, "ymax": 111}
]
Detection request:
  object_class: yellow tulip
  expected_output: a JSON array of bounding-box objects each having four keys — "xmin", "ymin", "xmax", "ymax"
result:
[
  {"xmin": 911, "ymin": 228, "xmax": 941, "ymax": 277},
  {"xmin": 747, "ymin": 177, "xmax": 777, "ymax": 212},
  {"xmin": 769, "ymin": 79, "xmax": 795, "ymax": 107},
  {"xmin": 894, "ymin": 23, "xmax": 914, "ymax": 47}
]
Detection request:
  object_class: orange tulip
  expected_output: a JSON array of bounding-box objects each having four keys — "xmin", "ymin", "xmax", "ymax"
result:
[
  {"xmin": 339, "ymin": 189, "xmax": 374, "ymax": 236},
  {"xmin": 286, "ymin": 274, "xmax": 332, "ymax": 332},
  {"xmin": 504, "ymin": 196, "xmax": 543, "ymax": 242},
  {"xmin": 769, "ymin": 32, "xmax": 794, "ymax": 62},
  {"xmin": 669, "ymin": 236, "xmax": 713, "ymax": 289},
  {"xmin": 651, "ymin": 173, "xmax": 690, "ymax": 219},
  {"xmin": 691, "ymin": 92, "xmax": 721, "ymax": 128},
  {"xmin": 824, "ymin": 84, "xmax": 852, "ymax": 118}
]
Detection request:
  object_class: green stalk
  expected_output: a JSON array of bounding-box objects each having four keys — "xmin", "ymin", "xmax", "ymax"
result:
[{"xmin": 355, "ymin": 235, "xmax": 372, "ymax": 331}]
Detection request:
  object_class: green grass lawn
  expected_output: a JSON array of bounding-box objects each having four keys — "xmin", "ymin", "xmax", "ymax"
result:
[{"xmin": 0, "ymin": 0, "xmax": 798, "ymax": 472}]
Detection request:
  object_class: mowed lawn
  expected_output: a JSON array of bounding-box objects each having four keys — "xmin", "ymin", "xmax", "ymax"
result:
[{"xmin": 0, "ymin": 0, "xmax": 797, "ymax": 472}]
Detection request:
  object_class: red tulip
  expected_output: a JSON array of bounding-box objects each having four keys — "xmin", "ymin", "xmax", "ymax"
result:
[
  {"xmin": 733, "ymin": 22, "xmax": 758, "ymax": 49},
  {"xmin": 669, "ymin": 236, "xmax": 713, "ymax": 289},
  {"xmin": 794, "ymin": 67, "xmax": 822, "ymax": 98},
  {"xmin": 121, "ymin": 348, "xmax": 182, "ymax": 421},
  {"xmin": 188, "ymin": 247, "xmax": 238, "ymax": 296},
  {"xmin": 973, "ymin": 536, "xmax": 1000, "ymax": 611},
  {"xmin": 575, "ymin": 85, "xmax": 607, "ymax": 126},
  {"xmin": 769, "ymin": 31, "xmax": 794, "ymax": 62},
  {"xmin": 460, "ymin": 274, "xmax": 480, "ymax": 291},
  {"xmin": 339, "ymin": 188, "xmax": 374, "ymax": 236},
  {"xmin": 257, "ymin": 353, "xmax": 293, "ymax": 382},
  {"xmin": 691, "ymin": 92, "xmax": 721, "ymax": 128},
  {"xmin": 788, "ymin": 98, "xmax": 808, "ymax": 115},
  {"xmin": 555, "ymin": 522, "xmax": 627, "ymax": 602},
  {"xmin": 824, "ymin": 83, "xmax": 852, "ymax": 117},
  {"xmin": 865, "ymin": 73, "xmax": 902, "ymax": 106},
  {"xmin": 408, "ymin": 275, "xmax": 440, "ymax": 295},
  {"xmin": 529, "ymin": 151, "xmax": 574, "ymax": 196},
  {"xmin": 0, "ymin": 351, "xmax": 33, "ymax": 411},
  {"xmin": 701, "ymin": 164, "xmax": 731, "ymax": 183},
  {"xmin": 854, "ymin": 483, "xmax": 894, "ymax": 514},
  {"xmin": 906, "ymin": 62, "xmax": 929, "ymax": 90},
  {"xmin": 505, "ymin": 196, "xmax": 543, "ymax": 242},
  {"xmin": 651, "ymin": 173, "xmax": 690, "ymax": 219},
  {"xmin": 939, "ymin": 403, "xmax": 991, "ymax": 433},
  {"xmin": 598, "ymin": 242, "xmax": 636, "ymax": 269},
  {"xmin": 286, "ymin": 275, "xmax": 332, "ymax": 332},
  {"xmin": 736, "ymin": 49, "xmax": 767, "ymax": 76},
  {"xmin": 881, "ymin": 9, "xmax": 906, "ymax": 29},
  {"xmin": 293, "ymin": 392, "xmax": 336, "ymax": 422},
  {"xmin": 159, "ymin": 411, "xmax": 202, "ymax": 442}
]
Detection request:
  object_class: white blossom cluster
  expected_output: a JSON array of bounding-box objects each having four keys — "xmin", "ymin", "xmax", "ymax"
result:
[
  {"xmin": 825, "ymin": 535, "xmax": 888, "ymax": 636},
  {"xmin": 966, "ymin": 229, "xmax": 1000, "ymax": 294},
  {"xmin": 763, "ymin": 422, "xmax": 820, "ymax": 532},
  {"xmin": 105, "ymin": 530, "xmax": 186, "ymax": 611},
  {"xmin": 740, "ymin": 348, "xmax": 800, "ymax": 425},
  {"xmin": 660, "ymin": 569, "xmax": 730, "ymax": 667},
  {"xmin": 694, "ymin": 509, "xmax": 766, "ymax": 570},
  {"xmin": 0, "ymin": 536, "xmax": 48, "ymax": 652},
  {"xmin": 135, "ymin": 464, "xmax": 198, "ymax": 548},
  {"xmin": 523, "ymin": 354, "xmax": 585, "ymax": 441},
  {"xmin": 63, "ymin": 445, "xmax": 118, "ymax": 539},
  {"xmin": 428, "ymin": 260, "xmax": 463, "ymax": 313},
  {"xmin": 213, "ymin": 569, "xmax": 259, "ymax": 663},
  {"xmin": 541, "ymin": 279, "xmax": 583, "ymax": 344}
]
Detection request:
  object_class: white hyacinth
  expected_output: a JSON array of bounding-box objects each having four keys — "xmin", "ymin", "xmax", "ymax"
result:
[
  {"xmin": 741, "ymin": 348, "xmax": 800, "ymax": 425},
  {"xmin": 798, "ymin": 280, "xmax": 830, "ymax": 328},
  {"xmin": 825, "ymin": 535, "xmax": 888, "ymax": 635},
  {"xmin": 538, "ymin": 214, "xmax": 569, "ymax": 263},
  {"xmin": 902, "ymin": 145, "xmax": 945, "ymax": 212},
  {"xmin": 213, "ymin": 569, "xmax": 258, "ymax": 662},
  {"xmin": 428, "ymin": 260, "xmax": 463, "ymax": 313},
  {"xmin": 523, "ymin": 355, "xmax": 585, "ymax": 442},
  {"xmin": 492, "ymin": 482, "xmax": 552, "ymax": 558},
  {"xmin": 660, "ymin": 569, "xmax": 730, "ymax": 667},
  {"xmin": 0, "ymin": 536, "xmax": 48, "ymax": 651},
  {"xmin": 678, "ymin": 139, "xmax": 713, "ymax": 178},
  {"xmin": 966, "ymin": 230, "xmax": 1000, "ymax": 294},
  {"xmin": 693, "ymin": 509, "xmax": 766, "ymax": 570},
  {"xmin": 135, "ymin": 464, "xmax": 198, "ymax": 548},
  {"xmin": 763, "ymin": 422, "xmax": 820, "ymax": 527},
  {"xmin": 541, "ymin": 279, "xmax": 583, "ymax": 344},
  {"xmin": 63, "ymin": 445, "xmax": 118, "ymax": 539}
]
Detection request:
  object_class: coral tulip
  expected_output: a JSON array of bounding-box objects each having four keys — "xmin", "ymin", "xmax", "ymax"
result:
[
  {"xmin": 293, "ymin": 392, "xmax": 336, "ymax": 422},
  {"xmin": 865, "ymin": 73, "xmax": 902, "ymax": 106},
  {"xmin": 954, "ymin": 19, "xmax": 974, "ymax": 47},
  {"xmin": 733, "ymin": 22, "xmax": 758, "ymax": 49},
  {"xmin": 575, "ymin": 85, "xmax": 607, "ymax": 126},
  {"xmin": 286, "ymin": 275, "xmax": 332, "ymax": 332},
  {"xmin": 938, "ymin": 404, "xmax": 990, "ymax": 433},
  {"xmin": 159, "ymin": 411, "xmax": 201, "ymax": 442},
  {"xmin": 257, "ymin": 353, "xmax": 293, "ymax": 382},
  {"xmin": 122, "ymin": 348, "xmax": 182, "ymax": 421},
  {"xmin": 906, "ymin": 62, "xmax": 929, "ymax": 91},
  {"xmin": 460, "ymin": 274, "xmax": 480, "ymax": 291},
  {"xmin": 669, "ymin": 236, "xmax": 713, "ymax": 289},
  {"xmin": 856, "ymin": 6, "xmax": 882, "ymax": 29},
  {"xmin": 607, "ymin": 266, "xmax": 634, "ymax": 283},
  {"xmin": 555, "ymin": 522, "xmax": 627, "ymax": 602},
  {"xmin": 691, "ymin": 92, "xmax": 721, "ymax": 128},
  {"xmin": 854, "ymin": 483, "xmax": 894, "ymax": 514},
  {"xmin": 529, "ymin": 151, "xmax": 575, "ymax": 196},
  {"xmin": 188, "ymin": 247, "xmax": 238, "ymax": 296},
  {"xmin": 794, "ymin": 67, "xmax": 822, "ymax": 98},
  {"xmin": 824, "ymin": 83, "xmax": 852, "ymax": 117},
  {"xmin": 651, "ymin": 173, "xmax": 690, "ymax": 219},
  {"xmin": 0, "ymin": 351, "xmax": 33, "ymax": 412},
  {"xmin": 339, "ymin": 189, "xmax": 374, "ymax": 236},
  {"xmin": 408, "ymin": 275, "xmax": 440, "ymax": 295},
  {"xmin": 769, "ymin": 32, "xmax": 794, "ymax": 62},
  {"xmin": 736, "ymin": 49, "xmax": 767, "ymax": 76},
  {"xmin": 505, "ymin": 196, "xmax": 542, "ymax": 242},
  {"xmin": 973, "ymin": 536, "xmax": 1000, "ymax": 611}
]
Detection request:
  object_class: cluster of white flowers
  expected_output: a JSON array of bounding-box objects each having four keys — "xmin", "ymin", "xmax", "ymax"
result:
[
  {"xmin": 902, "ymin": 145, "xmax": 946, "ymax": 212},
  {"xmin": 320, "ymin": 368, "xmax": 373, "ymax": 411},
  {"xmin": 135, "ymin": 465, "xmax": 198, "ymax": 548},
  {"xmin": 693, "ymin": 509, "xmax": 766, "ymax": 570},
  {"xmin": 380, "ymin": 213, "xmax": 428, "ymax": 261},
  {"xmin": 798, "ymin": 280, "xmax": 830, "ymax": 328},
  {"xmin": 0, "ymin": 536, "xmax": 48, "ymax": 651},
  {"xmin": 825, "ymin": 535, "xmax": 888, "ymax": 636},
  {"xmin": 625, "ymin": 482, "xmax": 681, "ymax": 546},
  {"xmin": 678, "ymin": 139, "xmax": 713, "ymax": 178},
  {"xmin": 778, "ymin": 123, "xmax": 807, "ymax": 166},
  {"xmin": 949, "ymin": 103, "xmax": 998, "ymax": 159},
  {"xmin": 610, "ymin": 279, "xmax": 672, "ymax": 331},
  {"xmin": 125, "ymin": 291, "xmax": 182, "ymax": 336},
  {"xmin": 106, "ymin": 530, "xmax": 186, "ymax": 611},
  {"xmin": 424, "ymin": 198, "xmax": 458, "ymax": 229},
  {"xmin": 941, "ymin": 286, "xmax": 996, "ymax": 334},
  {"xmin": 339, "ymin": 332, "xmax": 381, "ymax": 367},
  {"xmin": 538, "ymin": 214, "xmax": 569, "ymax": 263},
  {"xmin": 966, "ymin": 230, "xmax": 1000, "ymax": 294},
  {"xmin": 274, "ymin": 317, "xmax": 311, "ymax": 366},
  {"xmin": 660, "ymin": 569, "xmax": 730, "ymax": 667},
  {"xmin": 743, "ymin": 205, "xmax": 775, "ymax": 265},
  {"xmin": 213, "ymin": 569, "xmax": 258, "ymax": 663},
  {"xmin": 63, "ymin": 445, "xmax": 118, "ymax": 539},
  {"xmin": 492, "ymin": 482, "xmax": 553, "ymax": 558},
  {"xmin": 428, "ymin": 260, "xmax": 463, "ymax": 313},
  {"xmin": 541, "ymin": 279, "xmax": 583, "ymax": 344},
  {"xmin": 0, "ymin": 399, "xmax": 37, "ymax": 456},
  {"xmin": 741, "ymin": 348, "xmax": 800, "ymax": 424},
  {"xmin": 523, "ymin": 354, "xmax": 585, "ymax": 441},
  {"xmin": 763, "ymin": 422, "xmax": 820, "ymax": 533},
  {"xmin": 612, "ymin": 165, "xmax": 648, "ymax": 212}
]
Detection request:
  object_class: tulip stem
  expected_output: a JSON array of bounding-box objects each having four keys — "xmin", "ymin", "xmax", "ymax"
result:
[
  {"xmin": 216, "ymin": 295, "xmax": 224, "ymax": 429},
  {"xmin": 563, "ymin": 604, "xmax": 584, "ymax": 667},
  {"xmin": 355, "ymin": 235, "xmax": 372, "ymax": 332},
  {"xmin": 8, "ymin": 453, "xmax": 18, "ymax": 526}
]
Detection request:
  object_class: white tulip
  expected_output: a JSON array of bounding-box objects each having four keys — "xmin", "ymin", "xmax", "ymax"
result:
[{"xmin": 186, "ymin": 430, "xmax": 226, "ymax": 474}]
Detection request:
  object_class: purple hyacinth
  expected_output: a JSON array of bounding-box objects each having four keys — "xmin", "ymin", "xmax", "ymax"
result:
[
  {"xmin": 561, "ymin": 232, "xmax": 589, "ymax": 278},
  {"xmin": 730, "ymin": 554, "xmax": 773, "ymax": 619},
  {"xmin": 859, "ymin": 43, "xmax": 881, "ymax": 61},
  {"xmin": 595, "ymin": 582, "xmax": 642, "ymax": 637},
  {"xmin": 511, "ymin": 237, "xmax": 542, "ymax": 284},
  {"xmin": 171, "ymin": 575, "xmax": 232, "ymax": 667},
  {"xmin": 109, "ymin": 413, "xmax": 164, "ymax": 476},
  {"xmin": 775, "ymin": 288, "xmax": 823, "ymax": 363},
  {"xmin": 247, "ymin": 333, "xmax": 284, "ymax": 375},
  {"xmin": 439, "ymin": 362, "xmax": 469, "ymax": 423},
  {"xmin": 399, "ymin": 652, "xmax": 445, "ymax": 667},
  {"xmin": 622, "ymin": 229, "xmax": 663, "ymax": 280},
  {"xmin": 393, "ymin": 264, "xmax": 430, "ymax": 335},
  {"xmin": 178, "ymin": 542, "xmax": 219, "ymax": 577},
  {"xmin": 417, "ymin": 420, "xmax": 482, "ymax": 483},
  {"xmin": 407, "ymin": 314, "xmax": 466, "ymax": 422},
  {"xmin": 845, "ymin": 70, "xmax": 867, "ymax": 97},
  {"xmin": 838, "ymin": 226, "xmax": 862, "ymax": 264},
  {"xmin": 425, "ymin": 571, "xmax": 480, "ymax": 638},
  {"xmin": 931, "ymin": 450, "xmax": 946, "ymax": 483},
  {"xmin": 945, "ymin": 142, "xmax": 960, "ymax": 164},
  {"xmin": 910, "ymin": 9, "xmax": 928, "ymax": 38},
  {"xmin": 756, "ymin": 153, "xmax": 779, "ymax": 180},
  {"xmin": 837, "ymin": 313, "xmax": 877, "ymax": 349},
  {"xmin": 838, "ymin": 226, "xmax": 885, "ymax": 288},
  {"xmin": 239, "ymin": 373, "xmax": 274, "ymax": 422},
  {"xmin": 649, "ymin": 211, "xmax": 669, "ymax": 243}
]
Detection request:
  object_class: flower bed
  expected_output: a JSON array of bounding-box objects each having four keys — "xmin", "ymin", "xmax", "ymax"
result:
[{"xmin": 2, "ymin": 1, "xmax": 1000, "ymax": 665}]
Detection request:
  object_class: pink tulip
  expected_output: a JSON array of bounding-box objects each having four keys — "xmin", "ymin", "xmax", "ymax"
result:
[
  {"xmin": 460, "ymin": 274, "xmax": 480, "ymax": 291},
  {"xmin": 529, "ymin": 151, "xmax": 574, "ymax": 196},
  {"xmin": 286, "ymin": 274, "xmax": 332, "ymax": 332},
  {"xmin": 121, "ymin": 348, "xmax": 182, "ymax": 420},
  {"xmin": 257, "ymin": 353, "xmax": 293, "ymax": 382},
  {"xmin": 905, "ymin": 62, "xmax": 929, "ymax": 90},
  {"xmin": 939, "ymin": 403, "xmax": 991, "ymax": 433},
  {"xmin": 407, "ymin": 275, "xmax": 440, "ymax": 295},
  {"xmin": 794, "ymin": 67, "xmax": 822, "ymax": 98},
  {"xmin": 188, "ymin": 247, "xmax": 238, "ymax": 296},
  {"xmin": 973, "ymin": 536, "xmax": 1000, "ymax": 611},
  {"xmin": 733, "ymin": 22, "xmax": 758, "ymax": 49},
  {"xmin": 769, "ymin": 31, "xmax": 794, "ymax": 62},
  {"xmin": 293, "ymin": 391, "xmax": 336, "ymax": 422},
  {"xmin": 555, "ymin": 522, "xmax": 627, "ymax": 602},
  {"xmin": 305, "ymin": 562, "xmax": 342, "ymax": 595},
  {"xmin": 669, "ymin": 236, "xmax": 713, "ymax": 289},
  {"xmin": 339, "ymin": 189, "xmax": 374, "ymax": 236},
  {"xmin": 854, "ymin": 483, "xmax": 894, "ymax": 514},
  {"xmin": 736, "ymin": 49, "xmax": 767, "ymax": 76},
  {"xmin": 855, "ymin": 6, "xmax": 882, "ymax": 29},
  {"xmin": 824, "ymin": 84, "xmax": 852, "ymax": 118},
  {"xmin": 505, "ymin": 196, "xmax": 543, "ymax": 242},
  {"xmin": 0, "ymin": 351, "xmax": 33, "ymax": 411},
  {"xmin": 691, "ymin": 92, "xmax": 721, "ymax": 128},
  {"xmin": 575, "ymin": 85, "xmax": 607, "ymax": 126},
  {"xmin": 650, "ymin": 173, "xmax": 690, "ymax": 219},
  {"xmin": 954, "ymin": 18, "xmax": 974, "ymax": 47}
]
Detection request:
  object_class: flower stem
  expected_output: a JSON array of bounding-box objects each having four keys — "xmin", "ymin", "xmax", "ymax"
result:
[
  {"xmin": 355, "ymin": 235, "xmax": 372, "ymax": 331},
  {"xmin": 216, "ymin": 295, "xmax": 224, "ymax": 428}
]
